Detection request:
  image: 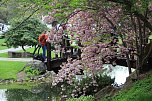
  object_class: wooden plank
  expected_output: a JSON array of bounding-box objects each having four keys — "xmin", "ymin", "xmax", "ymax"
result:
[{"xmin": 47, "ymin": 42, "xmax": 51, "ymax": 71}]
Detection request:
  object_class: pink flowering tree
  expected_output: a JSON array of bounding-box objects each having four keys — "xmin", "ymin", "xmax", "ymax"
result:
[
  {"xmin": 42, "ymin": 0, "xmax": 152, "ymax": 87},
  {"xmin": 52, "ymin": 9, "xmax": 118, "ymax": 86}
]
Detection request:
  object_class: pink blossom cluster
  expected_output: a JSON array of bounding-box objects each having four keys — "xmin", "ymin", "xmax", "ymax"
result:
[
  {"xmin": 81, "ymin": 43, "xmax": 114, "ymax": 72},
  {"xmin": 52, "ymin": 59, "xmax": 82, "ymax": 86},
  {"xmin": 67, "ymin": 11, "xmax": 97, "ymax": 44},
  {"xmin": 47, "ymin": 27, "xmax": 63, "ymax": 44},
  {"xmin": 42, "ymin": 15, "xmax": 55, "ymax": 24}
]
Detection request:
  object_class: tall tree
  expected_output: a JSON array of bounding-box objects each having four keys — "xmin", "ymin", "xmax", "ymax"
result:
[{"xmin": 5, "ymin": 18, "xmax": 47, "ymax": 53}]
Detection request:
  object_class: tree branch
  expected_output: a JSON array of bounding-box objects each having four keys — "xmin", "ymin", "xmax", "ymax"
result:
[
  {"xmin": 107, "ymin": 0, "xmax": 152, "ymax": 31},
  {"xmin": 142, "ymin": 42, "xmax": 152, "ymax": 66}
]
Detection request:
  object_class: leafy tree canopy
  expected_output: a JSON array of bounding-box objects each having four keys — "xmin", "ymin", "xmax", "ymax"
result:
[{"xmin": 5, "ymin": 18, "xmax": 47, "ymax": 51}]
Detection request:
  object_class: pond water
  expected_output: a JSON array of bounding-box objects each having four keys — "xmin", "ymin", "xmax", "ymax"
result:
[
  {"xmin": 77, "ymin": 65, "xmax": 135, "ymax": 86},
  {"xmin": 0, "ymin": 84, "xmax": 60, "ymax": 101},
  {"xmin": 0, "ymin": 65, "xmax": 135, "ymax": 101},
  {"xmin": 103, "ymin": 64, "xmax": 135, "ymax": 85}
]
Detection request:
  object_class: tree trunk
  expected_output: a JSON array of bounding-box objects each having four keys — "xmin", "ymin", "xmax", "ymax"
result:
[
  {"xmin": 126, "ymin": 54, "xmax": 132, "ymax": 74},
  {"xmin": 38, "ymin": 45, "xmax": 41, "ymax": 54},
  {"xmin": 21, "ymin": 45, "xmax": 26, "ymax": 52},
  {"xmin": 33, "ymin": 45, "xmax": 40, "ymax": 55},
  {"xmin": 120, "ymin": 33, "xmax": 132, "ymax": 74}
]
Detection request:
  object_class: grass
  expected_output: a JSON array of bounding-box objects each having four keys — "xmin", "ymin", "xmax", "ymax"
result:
[
  {"xmin": 0, "ymin": 52, "xmax": 8, "ymax": 57},
  {"xmin": 0, "ymin": 61, "xmax": 26, "ymax": 79},
  {"xmin": 0, "ymin": 38, "xmax": 8, "ymax": 50},
  {"xmin": 111, "ymin": 72, "xmax": 152, "ymax": 101}
]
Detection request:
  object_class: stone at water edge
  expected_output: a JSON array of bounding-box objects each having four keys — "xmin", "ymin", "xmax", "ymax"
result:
[
  {"xmin": 94, "ymin": 86, "xmax": 120, "ymax": 100},
  {"xmin": 17, "ymin": 71, "xmax": 26, "ymax": 82},
  {"xmin": 24, "ymin": 60, "xmax": 47, "ymax": 72}
]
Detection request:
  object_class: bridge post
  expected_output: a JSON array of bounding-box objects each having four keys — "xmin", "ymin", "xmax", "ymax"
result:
[{"xmin": 47, "ymin": 42, "xmax": 51, "ymax": 71}]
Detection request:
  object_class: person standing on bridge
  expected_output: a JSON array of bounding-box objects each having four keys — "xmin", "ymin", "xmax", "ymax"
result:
[{"xmin": 38, "ymin": 31, "xmax": 48, "ymax": 60}]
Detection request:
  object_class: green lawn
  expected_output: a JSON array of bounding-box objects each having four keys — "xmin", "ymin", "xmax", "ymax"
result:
[
  {"xmin": 19, "ymin": 47, "xmax": 43, "ymax": 55},
  {"xmin": 0, "ymin": 61, "xmax": 26, "ymax": 79},
  {"xmin": 0, "ymin": 52, "xmax": 8, "ymax": 57},
  {"xmin": 0, "ymin": 38, "xmax": 8, "ymax": 50}
]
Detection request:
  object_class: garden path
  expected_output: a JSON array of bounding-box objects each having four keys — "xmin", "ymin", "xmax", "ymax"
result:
[
  {"xmin": 0, "ymin": 57, "xmax": 33, "ymax": 62},
  {"xmin": 0, "ymin": 46, "xmax": 32, "ymax": 62},
  {"xmin": 0, "ymin": 46, "xmax": 30, "ymax": 53}
]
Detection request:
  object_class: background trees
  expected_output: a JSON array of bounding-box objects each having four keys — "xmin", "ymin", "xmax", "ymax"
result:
[{"xmin": 5, "ymin": 18, "xmax": 47, "ymax": 53}]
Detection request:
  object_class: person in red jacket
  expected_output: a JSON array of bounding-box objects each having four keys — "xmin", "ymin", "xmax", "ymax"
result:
[{"xmin": 38, "ymin": 31, "xmax": 48, "ymax": 60}]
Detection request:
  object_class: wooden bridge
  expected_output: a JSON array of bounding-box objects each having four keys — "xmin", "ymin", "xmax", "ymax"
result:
[
  {"xmin": 34, "ymin": 36, "xmax": 152, "ymax": 74},
  {"xmin": 36, "ymin": 44, "xmax": 152, "ymax": 74},
  {"xmin": 45, "ymin": 41, "xmax": 81, "ymax": 73}
]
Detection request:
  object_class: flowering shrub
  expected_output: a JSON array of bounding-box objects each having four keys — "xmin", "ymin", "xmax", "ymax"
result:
[{"xmin": 52, "ymin": 58, "xmax": 82, "ymax": 86}]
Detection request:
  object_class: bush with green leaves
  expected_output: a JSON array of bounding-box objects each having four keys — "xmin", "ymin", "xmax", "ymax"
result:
[
  {"xmin": 66, "ymin": 95, "xmax": 95, "ymax": 101},
  {"xmin": 24, "ymin": 66, "xmax": 40, "ymax": 78}
]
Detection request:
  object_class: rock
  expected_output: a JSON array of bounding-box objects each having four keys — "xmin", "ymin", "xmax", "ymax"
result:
[
  {"xmin": 24, "ymin": 60, "xmax": 47, "ymax": 72},
  {"xmin": 95, "ymin": 86, "xmax": 118, "ymax": 100},
  {"xmin": 17, "ymin": 71, "xmax": 26, "ymax": 82}
]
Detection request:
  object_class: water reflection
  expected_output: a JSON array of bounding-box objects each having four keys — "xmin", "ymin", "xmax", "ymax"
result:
[
  {"xmin": 0, "ymin": 84, "xmax": 60, "ymax": 101},
  {"xmin": 103, "ymin": 64, "xmax": 135, "ymax": 85},
  {"xmin": 0, "ymin": 89, "xmax": 7, "ymax": 101}
]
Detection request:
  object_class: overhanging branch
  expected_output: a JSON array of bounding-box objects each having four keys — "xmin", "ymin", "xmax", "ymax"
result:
[{"xmin": 107, "ymin": 0, "xmax": 152, "ymax": 31}]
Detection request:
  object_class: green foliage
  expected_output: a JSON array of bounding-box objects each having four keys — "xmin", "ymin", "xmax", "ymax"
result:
[
  {"xmin": 0, "ymin": 6, "xmax": 9, "ymax": 23},
  {"xmin": 118, "ymin": 0, "xmax": 151, "ymax": 15},
  {"xmin": 79, "ymin": 74, "xmax": 114, "ymax": 89},
  {"xmin": 112, "ymin": 73, "xmax": 152, "ymax": 101},
  {"xmin": 24, "ymin": 66, "xmax": 40, "ymax": 77},
  {"xmin": 67, "ymin": 95, "xmax": 95, "ymax": 101},
  {"xmin": 69, "ymin": 0, "xmax": 86, "ymax": 8},
  {"xmin": 5, "ymin": 18, "xmax": 47, "ymax": 50},
  {"xmin": 99, "ymin": 33, "xmax": 111, "ymax": 42},
  {"xmin": 95, "ymin": 75, "xmax": 115, "ymax": 90},
  {"xmin": 73, "ymin": 75, "xmax": 114, "ymax": 96},
  {"xmin": 0, "ymin": 38, "xmax": 8, "ymax": 50}
]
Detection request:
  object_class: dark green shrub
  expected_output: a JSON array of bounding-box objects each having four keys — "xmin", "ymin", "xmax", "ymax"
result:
[
  {"xmin": 95, "ymin": 74, "xmax": 115, "ymax": 90},
  {"xmin": 72, "ymin": 74, "xmax": 114, "ymax": 96}
]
